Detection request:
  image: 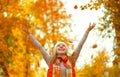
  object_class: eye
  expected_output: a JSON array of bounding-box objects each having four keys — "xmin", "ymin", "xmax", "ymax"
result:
[
  {"xmin": 57, "ymin": 44, "xmax": 60, "ymax": 47},
  {"xmin": 62, "ymin": 44, "xmax": 65, "ymax": 47},
  {"xmin": 57, "ymin": 43, "xmax": 66, "ymax": 47}
]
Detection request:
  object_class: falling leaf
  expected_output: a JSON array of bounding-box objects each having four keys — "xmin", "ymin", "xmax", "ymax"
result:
[
  {"xmin": 74, "ymin": 5, "xmax": 78, "ymax": 9},
  {"xmin": 92, "ymin": 44, "xmax": 97, "ymax": 48}
]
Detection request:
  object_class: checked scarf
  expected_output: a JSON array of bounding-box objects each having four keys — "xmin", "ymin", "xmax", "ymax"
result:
[{"xmin": 47, "ymin": 56, "xmax": 76, "ymax": 77}]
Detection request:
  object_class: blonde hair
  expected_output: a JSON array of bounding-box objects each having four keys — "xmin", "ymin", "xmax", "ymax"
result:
[{"xmin": 48, "ymin": 42, "xmax": 68, "ymax": 66}]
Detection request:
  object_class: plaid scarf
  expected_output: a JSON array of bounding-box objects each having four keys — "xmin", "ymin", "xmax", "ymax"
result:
[{"xmin": 47, "ymin": 57, "xmax": 76, "ymax": 77}]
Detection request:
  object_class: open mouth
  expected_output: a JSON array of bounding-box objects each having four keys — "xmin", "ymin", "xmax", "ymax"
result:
[{"xmin": 58, "ymin": 48, "xmax": 65, "ymax": 51}]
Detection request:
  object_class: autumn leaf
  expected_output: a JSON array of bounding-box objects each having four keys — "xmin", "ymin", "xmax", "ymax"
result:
[
  {"xmin": 92, "ymin": 44, "xmax": 97, "ymax": 49},
  {"xmin": 74, "ymin": 5, "xmax": 78, "ymax": 9},
  {"xmin": 0, "ymin": 0, "xmax": 72, "ymax": 77}
]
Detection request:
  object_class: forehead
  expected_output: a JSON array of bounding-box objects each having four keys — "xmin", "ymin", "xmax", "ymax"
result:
[
  {"xmin": 56, "ymin": 42, "xmax": 66, "ymax": 46},
  {"xmin": 58, "ymin": 43, "xmax": 65, "ymax": 45}
]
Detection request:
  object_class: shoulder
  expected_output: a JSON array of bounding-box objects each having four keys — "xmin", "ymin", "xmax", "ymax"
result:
[
  {"xmin": 68, "ymin": 56, "xmax": 75, "ymax": 66},
  {"xmin": 48, "ymin": 55, "xmax": 56, "ymax": 67}
]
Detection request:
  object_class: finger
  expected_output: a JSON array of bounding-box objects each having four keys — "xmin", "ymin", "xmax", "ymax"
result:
[
  {"xmin": 92, "ymin": 24, "xmax": 96, "ymax": 29},
  {"xmin": 93, "ymin": 23, "xmax": 96, "ymax": 26},
  {"xmin": 89, "ymin": 23, "xmax": 91, "ymax": 26}
]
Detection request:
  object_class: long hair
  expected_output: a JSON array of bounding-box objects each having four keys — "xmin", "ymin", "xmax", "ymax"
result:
[{"xmin": 48, "ymin": 42, "xmax": 68, "ymax": 66}]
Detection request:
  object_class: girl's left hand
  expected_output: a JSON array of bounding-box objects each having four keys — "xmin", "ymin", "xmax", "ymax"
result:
[{"xmin": 87, "ymin": 23, "xmax": 96, "ymax": 32}]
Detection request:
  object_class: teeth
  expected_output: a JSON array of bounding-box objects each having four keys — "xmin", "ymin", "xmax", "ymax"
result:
[{"xmin": 59, "ymin": 49, "xmax": 64, "ymax": 51}]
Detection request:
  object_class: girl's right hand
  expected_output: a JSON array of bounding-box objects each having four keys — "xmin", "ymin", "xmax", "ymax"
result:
[{"xmin": 20, "ymin": 26, "xmax": 30, "ymax": 34}]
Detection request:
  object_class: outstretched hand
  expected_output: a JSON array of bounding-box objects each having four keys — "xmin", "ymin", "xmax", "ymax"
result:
[
  {"xmin": 20, "ymin": 26, "xmax": 30, "ymax": 34},
  {"xmin": 87, "ymin": 23, "xmax": 96, "ymax": 32}
]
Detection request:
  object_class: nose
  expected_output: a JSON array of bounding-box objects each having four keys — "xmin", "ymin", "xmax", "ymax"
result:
[{"xmin": 59, "ymin": 45, "xmax": 63, "ymax": 48}]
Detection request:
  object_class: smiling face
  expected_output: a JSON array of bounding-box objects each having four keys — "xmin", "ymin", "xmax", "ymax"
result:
[{"xmin": 55, "ymin": 42, "xmax": 67, "ymax": 55}]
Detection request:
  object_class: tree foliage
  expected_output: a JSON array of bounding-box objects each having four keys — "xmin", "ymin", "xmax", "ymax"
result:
[
  {"xmin": 0, "ymin": 0, "xmax": 72, "ymax": 77},
  {"xmin": 78, "ymin": 0, "xmax": 120, "ymax": 76},
  {"xmin": 76, "ymin": 50, "xmax": 109, "ymax": 77}
]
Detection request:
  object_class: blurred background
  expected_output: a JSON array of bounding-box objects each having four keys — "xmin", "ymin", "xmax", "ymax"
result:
[{"xmin": 0, "ymin": 0, "xmax": 120, "ymax": 77}]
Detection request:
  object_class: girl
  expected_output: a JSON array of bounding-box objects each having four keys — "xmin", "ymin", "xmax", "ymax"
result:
[{"xmin": 21, "ymin": 23, "xmax": 95, "ymax": 77}]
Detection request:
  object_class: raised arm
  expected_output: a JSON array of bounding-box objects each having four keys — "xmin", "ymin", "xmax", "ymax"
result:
[
  {"xmin": 21, "ymin": 26, "xmax": 50, "ymax": 65},
  {"xmin": 71, "ymin": 23, "xmax": 95, "ymax": 65}
]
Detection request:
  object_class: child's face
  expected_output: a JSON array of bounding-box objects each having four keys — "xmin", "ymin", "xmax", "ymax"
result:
[{"xmin": 56, "ymin": 43, "xmax": 67, "ymax": 55}]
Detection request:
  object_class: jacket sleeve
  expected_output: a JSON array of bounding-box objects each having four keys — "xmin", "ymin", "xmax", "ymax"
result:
[
  {"xmin": 71, "ymin": 30, "xmax": 89, "ymax": 65},
  {"xmin": 29, "ymin": 34, "xmax": 51, "ymax": 65}
]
